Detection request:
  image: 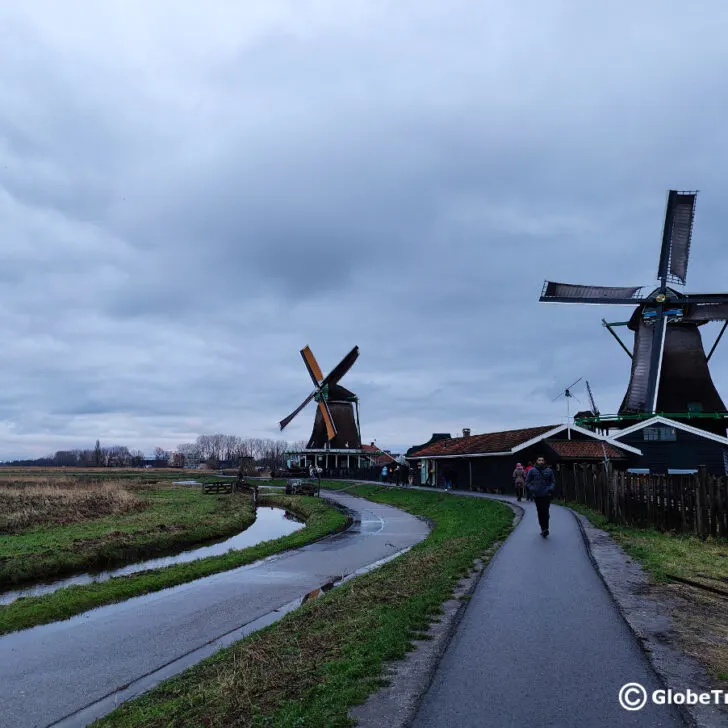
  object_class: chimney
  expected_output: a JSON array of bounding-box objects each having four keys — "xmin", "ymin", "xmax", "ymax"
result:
[
  {"xmin": 370, "ymin": 442, "xmax": 375, "ymax": 447},
  {"xmin": 462, "ymin": 428, "xmax": 471, "ymax": 438}
]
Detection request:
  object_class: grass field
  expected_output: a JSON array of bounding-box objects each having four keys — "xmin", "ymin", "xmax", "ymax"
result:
[
  {"xmin": 559, "ymin": 500, "xmax": 728, "ymax": 684},
  {"xmin": 92, "ymin": 484, "xmax": 513, "ymax": 728},
  {"xmin": 0, "ymin": 472, "xmax": 258, "ymax": 587}
]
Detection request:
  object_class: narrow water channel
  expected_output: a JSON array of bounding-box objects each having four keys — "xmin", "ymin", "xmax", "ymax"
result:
[{"xmin": 0, "ymin": 507, "xmax": 303, "ymax": 606}]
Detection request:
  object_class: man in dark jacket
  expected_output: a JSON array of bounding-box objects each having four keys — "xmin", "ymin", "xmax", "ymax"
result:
[{"xmin": 525, "ymin": 456, "xmax": 555, "ymax": 537}]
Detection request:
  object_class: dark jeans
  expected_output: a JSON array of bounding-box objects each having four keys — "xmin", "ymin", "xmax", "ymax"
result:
[
  {"xmin": 534, "ymin": 496, "xmax": 551, "ymax": 532},
  {"xmin": 515, "ymin": 485, "xmax": 524, "ymax": 501}
]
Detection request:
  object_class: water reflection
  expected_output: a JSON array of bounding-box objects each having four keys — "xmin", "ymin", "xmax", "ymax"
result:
[{"xmin": 0, "ymin": 507, "xmax": 303, "ymax": 606}]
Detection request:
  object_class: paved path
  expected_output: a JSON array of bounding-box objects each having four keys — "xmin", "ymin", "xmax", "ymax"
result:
[
  {"xmin": 0, "ymin": 491, "xmax": 429, "ymax": 728},
  {"xmin": 408, "ymin": 492, "xmax": 685, "ymax": 727}
]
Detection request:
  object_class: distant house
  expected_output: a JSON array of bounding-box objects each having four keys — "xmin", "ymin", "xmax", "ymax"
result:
[
  {"xmin": 407, "ymin": 424, "xmax": 638, "ymax": 492},
  {"xmin": 361, "ymin": 443, "xmax": 397, "ymax": 469}
]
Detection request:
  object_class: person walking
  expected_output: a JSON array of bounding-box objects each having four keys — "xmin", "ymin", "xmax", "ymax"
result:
[
  {"xmin": 524, "ymin": 461, "xmax": 534, "ymax": 501},
  {"xmin": 512, "ymin": 463, "xmax": 526, "ymax": 502},
  {"xmin": 525, "ymin": 456, "xmax": 555, "ymax": 537},
  {"xmin": 394, "ymin": 465, "xmax": 401, "ymax": 487}
]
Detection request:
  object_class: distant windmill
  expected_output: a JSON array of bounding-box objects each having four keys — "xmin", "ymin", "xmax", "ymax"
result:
[
  {"xmin": 540, "ymin": 190, "xmax": 728, "ymax": 435},
  {"xmin": 279, "ymin": 345, "xmax": 362, "ymax": 449}
]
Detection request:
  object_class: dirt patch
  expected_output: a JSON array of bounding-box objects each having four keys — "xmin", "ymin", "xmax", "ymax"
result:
[{"xmin": 653, "ymin": 582, "xmax": 728, "ymax": 684}]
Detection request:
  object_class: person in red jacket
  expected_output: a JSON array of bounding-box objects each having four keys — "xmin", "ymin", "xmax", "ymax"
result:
[{"xmin": 524, "ymin": 462, "xmax": 534, "ymax": 501}]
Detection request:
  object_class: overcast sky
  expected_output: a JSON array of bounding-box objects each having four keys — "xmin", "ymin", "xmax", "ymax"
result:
[{"xmin": 2, "ymin": 1, "xmax": 728, "ymax": 459}]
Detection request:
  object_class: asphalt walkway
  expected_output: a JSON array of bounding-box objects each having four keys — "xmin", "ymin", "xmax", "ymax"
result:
[
  {"xmin": 0, "ymin": 491, "xmax": 429, "ymax": 728},
  {"xmin": 406, "ymin": 492, "xmax": 685, "ymax": 727}
]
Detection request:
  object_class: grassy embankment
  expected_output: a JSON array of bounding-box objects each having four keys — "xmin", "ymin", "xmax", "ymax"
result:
[
  {"xmin": 93, "ymin": 483, "xmax": 513, "ymax": 728},
  {"xmin": 0, "ymin": 473, "xmax": 347, "ymax": 635},
  {"xmin": 559, "ymin": 499, "xmax": 728, "ymax": 683},
  {"xmin": 0, "ymin": 475, "xmax": 259, "ymax": 586}
]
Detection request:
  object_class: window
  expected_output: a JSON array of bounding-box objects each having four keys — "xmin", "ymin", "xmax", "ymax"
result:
[
  {"xmin": 643, "ymin": 426, "xmax": 676, "ymax": 441},
  {"xmin": 687, "ymin": 402, "xmax": 703, "ymax": 413}
]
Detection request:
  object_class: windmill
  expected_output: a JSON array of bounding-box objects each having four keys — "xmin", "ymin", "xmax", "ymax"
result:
[
  {"xmin": 540, "ymin": 190, "xmax": 728, "ymax": 435},
  {"xmin": 279, "ymin": 345, "xmax": 362, "ymax": 449},
  {"xmin": 552, "ymin": 377, "xmax": 583, "ymax": 424}
]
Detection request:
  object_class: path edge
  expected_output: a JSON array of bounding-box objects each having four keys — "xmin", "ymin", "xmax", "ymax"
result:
[
  {"xmin": 568, "ymin": 507, "xmax": 726, "ymax": 728},
  {"xmin": 349, "ymin": 499, "xmax": 522, "ymax": 728}
]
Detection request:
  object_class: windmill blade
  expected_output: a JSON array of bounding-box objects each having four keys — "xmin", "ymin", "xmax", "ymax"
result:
[
  {"xmin": 279, "ymin": 390, "xmax": 317, "ymax": 431},
  {"xmin": 682, "ymin": 303, "xmax": 728, "ymax": 322},
  {"xmin": 540, "ymin": 281, "xmax": 644, "ymax": 305},
  {"xmin": 565, "ymin": 377, "xmax": 584, "ymax": 391},
  {"xmin": 321, "ymin": 345, "xmax": 359, "ymax": 387},
  {"xmin": 681, "ymin": 293, "xmax": 728, "ymax": 304},
  {"xmin": 300, "ymin": 346, "xmax": 324, "ymax": 386},
  {"xmin": 318, "ymin": 399, "xmax": 337, "ymax": 441},
  {"xmin": 656, "ymin": 190, "xmax": 696, "ymax": 286},
  {"xmin": 646, "ymin": 315, "xmax": 668, "ymax": 412}
]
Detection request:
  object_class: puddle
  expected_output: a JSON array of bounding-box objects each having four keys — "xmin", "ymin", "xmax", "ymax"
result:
[{"xmin": 0, "ymin": 508, "xmax": 303, "ymax": 606}]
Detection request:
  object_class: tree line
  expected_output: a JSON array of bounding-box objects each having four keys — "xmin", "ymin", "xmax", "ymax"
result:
[{"xmin": 4, "ymin": 435, "xmax": 308, "ymax": 469}]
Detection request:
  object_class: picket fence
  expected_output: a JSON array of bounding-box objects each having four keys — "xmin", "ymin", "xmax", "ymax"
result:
[{"xmin": 557, "ymin": 463, "xmax": 728, "ymax": 539}]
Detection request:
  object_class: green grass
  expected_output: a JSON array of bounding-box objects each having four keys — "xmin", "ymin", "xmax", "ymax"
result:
[
  {"xmin": 0, "ymin": 495, "xmax": 347, "ymax": 635},
  {"xmin": 92, "ymin": 484, "xmax": 513, "ymax": 728},
  {"xmin": 555, "ymin": 499, "xmax": 728, "ymax": 583},
  {"xmin": 0, "ymin": 485, "xmax": 258, "ymax": 587}
]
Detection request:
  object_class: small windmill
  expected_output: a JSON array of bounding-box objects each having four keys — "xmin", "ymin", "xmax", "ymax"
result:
[
  {"xmin": 540, "ymin": 190, "xmax": 728, "ymax": 434},
  {"xmin": 279, "ymin": 345, "xmax": 362, "ymax": 449},
  {"xmin": 552, "ymin": 377, "xmax": 583, "ymax": 426}
]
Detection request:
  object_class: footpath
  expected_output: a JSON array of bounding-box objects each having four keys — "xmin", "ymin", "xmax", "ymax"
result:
[{"xmin": 354, "ymin": 483, "xmax": 686, "ymax": 727}]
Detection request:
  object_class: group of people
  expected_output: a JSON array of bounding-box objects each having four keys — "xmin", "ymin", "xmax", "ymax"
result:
[
  {"xmin": 381, "ymin": 463, "xmax": 411, "ymax": 486},
  {"xmin": 512, "ymin": 457, "xmax": 555, "ymax": 538}
]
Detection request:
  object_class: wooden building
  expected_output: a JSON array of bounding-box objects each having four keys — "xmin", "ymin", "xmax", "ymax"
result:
[
  {"xmin": 407, "ymin": 424, "xmax": 638, "ymax": 493},
  {"xmin": 609, "ymin": 416, "xmax": 728, "ymax": 476}
]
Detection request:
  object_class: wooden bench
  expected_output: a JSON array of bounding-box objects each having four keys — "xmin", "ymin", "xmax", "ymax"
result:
[{"xmin": 202, "ymin": 481, "xmax": 233, "ymax": 495}]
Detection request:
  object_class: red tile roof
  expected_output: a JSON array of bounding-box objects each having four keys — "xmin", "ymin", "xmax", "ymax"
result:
[
  {"xmin": 361, "ymin": 444, "xmax": 396, "ymax": 466},
  {"xmin": 409, "ymin": 425, "xmax": 560, "ymax": 457},
  {"xmin": 546, "ymin": 440, "xmax": 628, "ymax": 459}
]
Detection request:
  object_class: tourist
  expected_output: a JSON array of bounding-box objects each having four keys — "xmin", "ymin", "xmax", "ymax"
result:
[
  {"xmin": 512, "ymin": 463, "xmax": 526, "ymax": 502},
  {"xmin": 525, "ymin": 456, "xmax": 556, "ymax": 537},
  {"xmin": 381, "ymin": 464, "xmax": 388, "ymax": 483},
  {"xmin": 524, "ymin": 461, "xmax": 534, "ymax": 501},
  {"xmin": 394, "ymin": 465, "xmax": 401, "ymax": 487}
]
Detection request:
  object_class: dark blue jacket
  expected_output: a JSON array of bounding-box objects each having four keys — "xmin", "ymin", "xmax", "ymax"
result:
[{"xmin": 526, "ymin": 465, "xmax": 555, "ymax": 498}]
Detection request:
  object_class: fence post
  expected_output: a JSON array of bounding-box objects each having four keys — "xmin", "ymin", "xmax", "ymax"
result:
[
  {"xmin": 696, "ymin": 465, "xmax": 707, "ymax": 539},
  {"xmin": 708, "ymin": 472, "xmax": 718, "ymax": 538}
]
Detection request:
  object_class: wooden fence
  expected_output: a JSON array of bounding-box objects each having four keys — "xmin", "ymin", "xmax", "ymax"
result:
[{"xmin": 557, "ymin": 463, "xmax": 728, "ymax": 539}]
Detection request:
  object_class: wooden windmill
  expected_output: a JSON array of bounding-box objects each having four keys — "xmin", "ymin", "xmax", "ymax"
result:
[
  {"xmin": 279, "ymin": 345, "xmax": 362, "ymax": 449},
  {"xmin": 540, "ymin": 190, "xmax": 728, "ymax": 434}
]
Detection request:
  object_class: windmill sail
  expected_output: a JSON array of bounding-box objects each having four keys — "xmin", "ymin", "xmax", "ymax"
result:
[
  {"xmin": 682, "ymin": 303, "xmax": 728, "ymax": 322},
  {"xmin": 620, "ymin": 320, "xmax": 655, "ymax": 412},
  {"xmin": 541, "ymin": 282, "xmax": 643, "ymax": 303},
  {"xmin": 657, "ymin": 191, "xmax": 696, "ymax": 285}
]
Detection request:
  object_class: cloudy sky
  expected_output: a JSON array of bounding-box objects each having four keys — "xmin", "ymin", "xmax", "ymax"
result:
[{"xmin": 2, "ymin": 1, "xmax": 728, "ymax": 459}]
